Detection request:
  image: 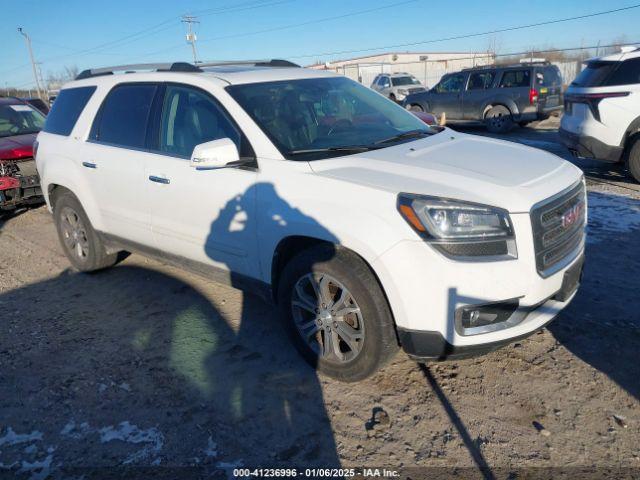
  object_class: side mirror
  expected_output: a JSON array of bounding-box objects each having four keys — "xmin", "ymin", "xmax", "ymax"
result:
[{"xmin": 190, "ymin": 138, "xmax": 240, "ymax": 170}]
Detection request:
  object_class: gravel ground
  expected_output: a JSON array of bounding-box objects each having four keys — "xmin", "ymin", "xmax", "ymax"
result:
[{"xmin": 0, "ymin": 125, "xmax": 639, "ymax": 479}]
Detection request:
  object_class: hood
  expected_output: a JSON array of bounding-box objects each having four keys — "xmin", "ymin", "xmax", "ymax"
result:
[
  {"xmin": 0, "ymin": 133, "xmax": 36, "ymax": 160},
  {"xmin": 308, "ymin": 129, "xmax": 582, "ymax": 213}
]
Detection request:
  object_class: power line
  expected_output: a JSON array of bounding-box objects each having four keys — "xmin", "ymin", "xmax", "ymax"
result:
[
  {"xmin": 286, "ymin": 3, "xmax": 640, "ymax": 59},
  {"xmin": 196, "ymin": 0, "xmax": 421, "ymax": 44},
  {"xmin": 0, "ymin": 0, "xmax": 296, "ymax": 77}
]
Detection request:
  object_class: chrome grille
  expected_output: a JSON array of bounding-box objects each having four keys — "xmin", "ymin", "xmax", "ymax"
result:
[{"xmin": 531, "ymin": 181, "xmax": 586, "ymax": 276}]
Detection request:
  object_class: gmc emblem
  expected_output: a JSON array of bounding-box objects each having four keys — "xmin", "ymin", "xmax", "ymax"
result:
[{"xmin": 561, "ymin": 202, "xmax": 584, "ymax": 228}]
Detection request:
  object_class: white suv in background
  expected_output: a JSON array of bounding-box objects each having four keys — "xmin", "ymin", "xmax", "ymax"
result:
[
  {"xmin": 36, "ymin": 60, "xmax": 586, "ymax": 382},
  {"xmin": 370, "ymin": 73, "xmax": 426, "ymax": 103},
  {"xmin": 560, "ymin": 46, "xmax": 640, "ymax": 182}
]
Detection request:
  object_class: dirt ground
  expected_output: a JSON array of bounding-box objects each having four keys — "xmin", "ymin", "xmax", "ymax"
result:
[{"xmin": 1, "ymin": 125, "xmax": 639, "ymax": 479}]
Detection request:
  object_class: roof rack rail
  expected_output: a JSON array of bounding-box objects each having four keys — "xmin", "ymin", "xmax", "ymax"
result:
[
  {"xmin": 75, "ymin": 62, "xmax": 201, "ymax": 80},
  {"xmin": 198, "ymin": 59, "xmax": 300, "ymax": 68}
]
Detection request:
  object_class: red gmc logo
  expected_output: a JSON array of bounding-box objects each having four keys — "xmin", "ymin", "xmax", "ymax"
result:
[{"xmin": 561, "ymin": 202, "xmax": 584, "ymax": 228}]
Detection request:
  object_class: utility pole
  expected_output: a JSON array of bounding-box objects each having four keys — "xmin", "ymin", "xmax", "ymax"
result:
[
  {"xmin": 18, "ymin": 27, "xmax": 44, "ymax": 100},
  {"xmin": 181, "ymin": 15, "xmax": 200, "ymax": 65}
]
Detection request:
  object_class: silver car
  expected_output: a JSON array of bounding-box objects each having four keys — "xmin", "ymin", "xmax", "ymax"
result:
[{"xmin": 371, "ymin": 73, "xmax": 426, "ymax": 103}]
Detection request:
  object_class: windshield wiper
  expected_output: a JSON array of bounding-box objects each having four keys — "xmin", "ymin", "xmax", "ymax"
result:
[
  {"xmin": 288, "ymin": 145, "xmax": 380, "ymax": 155},
  {"xmin": 373, "ymin": 129, "xmax": 430, "ymax": 145}
]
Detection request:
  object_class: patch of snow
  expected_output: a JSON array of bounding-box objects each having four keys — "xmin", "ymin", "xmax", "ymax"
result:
[
  {"xmin": 98, "ymin": 421, "xmax": 164, "ymax": 465},
  {"xmin": 0, "ymin": 428, "xmax": 43, "ymax": 447},
  {"xmin": 587, "ymin": 191, "xmax": 640, "ymax": 243},
  {"xmin": 217, "ymin": 459, "xmax": 243, "ymax": 468},
  {"xmin": 18, "ymin": 454, "xmax": 53, "ymax": 480},
  {"xmin": 23, "ymin": 445, "xmax": 38, "ymax": 455},
  {"xmin": 204, "ymin": 436, "xmax": 218, "ymax": 457},
  {"xmin": 60, "ymin": 421, "xmax": 91, "ymax": 440}
]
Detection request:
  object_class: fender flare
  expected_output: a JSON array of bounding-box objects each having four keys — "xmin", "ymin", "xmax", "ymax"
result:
[
  {"xmin": 623, "ymin": 116, "xmax": 640, "ymax": 148},
  {"xmin": 482, "ymin": 97, "xmax": 519, "ymax": 118}
]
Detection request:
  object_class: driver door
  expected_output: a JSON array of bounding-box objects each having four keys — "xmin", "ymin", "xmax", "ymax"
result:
[
  {"xmin": 429, "ymin": 72, "xmax": 466, "ymax": 119},
  {"xmin": 146, "ymin": 84, "xmax": 259, "ymax": 279}
]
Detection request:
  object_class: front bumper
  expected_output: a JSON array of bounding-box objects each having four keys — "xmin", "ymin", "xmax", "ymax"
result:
[
  {"xmin": 559, "ymin": 127, "xmax": 623, "ymax": 163},
  {"xmin": 398, "ymin": 286, "xmax": 579, "ymax": 361},
  {"xmin": 372, "ymin": 211, "xmax": 585, "ymax": 356}
]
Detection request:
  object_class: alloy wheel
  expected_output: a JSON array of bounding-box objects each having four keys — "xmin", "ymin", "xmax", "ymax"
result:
[
  {"xmin": 59, "ymin": 206, "xmax": 90, "ymax": 261},
  {"xmin": 291, "ymin": 273, "xmax": 365, "ymax": 364}
]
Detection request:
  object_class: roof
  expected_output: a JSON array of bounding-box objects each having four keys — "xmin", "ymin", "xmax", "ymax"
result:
[
  {"xmin": 69, "ymin": 60, "xmax": 339, "ymax": 88},
  {"xmin": 588, "ymin": 46, "xmax": 640, "ymax": 63},
  {"xmin": 0, "ymin": 97, "xmax": 27, "ymax": 105},
  {"xmin": 201, "ymin": 65, "xmax": 338, "ymax": 84}
]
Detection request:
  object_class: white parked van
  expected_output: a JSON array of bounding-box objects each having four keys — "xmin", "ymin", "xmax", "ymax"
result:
[{"xmin": 35, "ymin": 60, "xmax": 586, "ymax": 381}]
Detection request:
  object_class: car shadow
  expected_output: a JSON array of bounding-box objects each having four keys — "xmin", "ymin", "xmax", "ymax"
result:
[
  {"xmin": 0, "ymin": 263, "xmax": 339, "ymax": 475},
  {"xmin": 547, "ymin": 190, "xmax": 640, "ymax": 400}
]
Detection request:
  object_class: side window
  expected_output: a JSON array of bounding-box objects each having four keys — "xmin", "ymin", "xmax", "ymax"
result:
[
  {"xmin": 159, "ymin": 85, "xmax": 241, "ymax": 158},
  {"xmin": 436, "ymin": 73, "xmax": 466, "ymax": 93},
  {"xmin": 380, "ymin": 76, "xmax": 390, "ymax": 87},
  {"xmin": 606, "ymin": 58, "xmax": 640, "ymax": 86},
  {"xmin": 43, "ymin": 86, "xmax": 96, "ymax": 136},
  {"xmin": 467, "ymin": 71, "xmax": 495, "ymax": 90},
  {"xmin": 91, "ymin": 84, "xmax": 156, "ymax": 148},
  {"xmin": 499, "ymin": 69, "xmax": 531, "ymax": 88}
]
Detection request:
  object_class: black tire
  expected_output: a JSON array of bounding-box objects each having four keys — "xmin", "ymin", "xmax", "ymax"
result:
[
  {"xmin": 409, "ymin": 104, "xmax": 424, "ymax": 112},
  {"xmin": 277, "ymin": 245, "xmax": 399, "ymax": 382},
  {"xmin": 485, "ymin": 105, "xmax": 514, "ymax": 133},
  {"xmin": 52, "ymin": 191, "xmax": 118, "ymax": 272},
  {"xmin": 518, "ymin": 121, "xmax": 532, "ymax": 128},
  {"xmin": 389, "ymin": 94, "xmax": 397, "ymax": 103},
  {"xmin": 625, "ymin": 134, "xmax": 640, "ymax": 183}
]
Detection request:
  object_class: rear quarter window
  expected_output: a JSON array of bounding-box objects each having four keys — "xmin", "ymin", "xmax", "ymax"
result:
[
  {"xmin": 571, "ymin": 61, "xmax": 617, "ymax": 87},
  {"xmin": 499, "ymin": 69, "xmax": 531, "ymax": 88},
  {"xmin": 606, "ymin": 58, "xmax": 640, "ymax": 86},
  {"xmin": 43, "ymin": 86, "xmax": 96, "ymax": 136}
]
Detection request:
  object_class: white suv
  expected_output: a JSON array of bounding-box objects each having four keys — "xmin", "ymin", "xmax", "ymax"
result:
[
  {"xmin": 560, "ymin": 46, "xmax": 640, "ymax": 182},
  {"xmin": 36, "ymin": 60, "xmax": 586, "ymax": 382}
]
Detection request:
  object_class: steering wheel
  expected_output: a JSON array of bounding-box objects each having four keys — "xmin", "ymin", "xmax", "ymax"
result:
[{"xmin": 327, "ymin": 119, "xmax": 353, "ymax": 136}]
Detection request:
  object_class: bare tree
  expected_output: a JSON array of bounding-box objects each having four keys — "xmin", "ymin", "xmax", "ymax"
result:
[{"xmin": 46, "ymin": 65, "xmax": 79, "ymax": 91}]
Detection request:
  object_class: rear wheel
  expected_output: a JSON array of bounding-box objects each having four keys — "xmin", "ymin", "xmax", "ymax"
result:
[
  {"xmin": 485, "ymin": 105, "xmax": 514, "ymax": 133},
  {"xmin": 626, "ymin": 134, "xmax": 640, "ymax": 183},
  {"xmin": 278, "ymin": 245, "xmax": 399, "ymax": 382},
  {"xmin": 53, "ymin": 191, "xmax": 118, "ymax": 272}
]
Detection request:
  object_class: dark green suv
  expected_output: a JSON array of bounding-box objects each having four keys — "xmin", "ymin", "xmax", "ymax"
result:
[{"xmin": 402, "ymin": 62, "xmax": 563, "ymax": 132}]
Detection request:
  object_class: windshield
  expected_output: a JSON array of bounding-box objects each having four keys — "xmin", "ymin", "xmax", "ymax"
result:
[
  {"xmin": 391, "ymin": 76, "xmax": 420, "ymax": 86},
  {"xmin": 226, "ymin": 76, "xmax": 436, "ymax": 160},
  {"xmin": 0, "ymin": 103, "xmax": 46, "ymax": 138},
  {"xmin": 571, "ymin": 61, "xmax": 617, "ymax": 87}
]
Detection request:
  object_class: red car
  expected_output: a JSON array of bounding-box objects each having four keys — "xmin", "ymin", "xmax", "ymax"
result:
[{"xmin": 0, "ymin": 97, "xmax": 45, "ymax": 212}]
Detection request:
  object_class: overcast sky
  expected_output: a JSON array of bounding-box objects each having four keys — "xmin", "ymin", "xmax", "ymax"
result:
[{"xmin": 2, "ymin": 0, "xmax": 639, "ymax": 88}]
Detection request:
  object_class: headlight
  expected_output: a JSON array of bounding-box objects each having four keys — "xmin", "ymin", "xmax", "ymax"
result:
[
  {"xmin": 398, "ymin": 194, "xmax": 517, "ymax": 258},
  {"xmin": 397, "ymin": 89, "xmax": 408, "ymax": 95}
]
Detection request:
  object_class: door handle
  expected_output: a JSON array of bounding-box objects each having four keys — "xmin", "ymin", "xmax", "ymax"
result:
[
  {"xmin": 149, "ymin": 175, "xmax": 170, "ymax": 185},
  {"xmin": 82, "ymin": 161, "xmax": 97, "ymax": 169}
]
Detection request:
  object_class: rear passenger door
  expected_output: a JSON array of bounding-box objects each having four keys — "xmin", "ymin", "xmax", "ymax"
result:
[
  {"xmin": 83, "ymin": 83, "xmax": 158, "ymax": 245},
  {"xmin": 145, "ymin": 84, "xmax": 259, "ymax": 278},
  {"xmin": 497, "ymin": 68, "xmax": 532, "ymax": 108},
  {"xmin": 463, "ymin": 70, "xmax": 496, "ymax": 119}
]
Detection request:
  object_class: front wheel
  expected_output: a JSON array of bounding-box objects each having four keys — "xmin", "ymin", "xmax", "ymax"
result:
[
  {"xmin": 278, "ymin": 245, "xmax": 399, "ymax": 382},
  {"xmin": 409, "ymin": 104, "xmax": 424, "ymax": 112}
]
